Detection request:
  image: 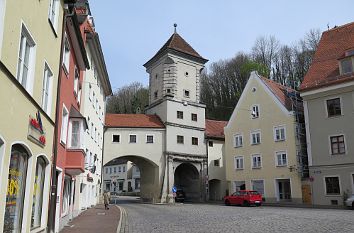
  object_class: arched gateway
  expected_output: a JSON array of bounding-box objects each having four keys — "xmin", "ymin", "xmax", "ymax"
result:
[{"xmin": 104, "ymin": 28, "xmax": 209, "ymax": 203}]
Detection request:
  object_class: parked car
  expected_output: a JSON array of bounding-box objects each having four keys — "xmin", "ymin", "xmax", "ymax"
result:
[
  {"xmin": 175, "ymin": 189, "xmax": 185, "ymax": 203},
  {"xmin": 224, "ymin": 190, "xmax": 262, "ymax": 206},
  {"xmin": 345, "ymin": 194, "xmax": 354, "ymax": 209}
]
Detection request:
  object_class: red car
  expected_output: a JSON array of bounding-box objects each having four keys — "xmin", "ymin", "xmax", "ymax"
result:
[{"xmin": 224, "ymin": 190, "xmax": 262, "ymax": 206}]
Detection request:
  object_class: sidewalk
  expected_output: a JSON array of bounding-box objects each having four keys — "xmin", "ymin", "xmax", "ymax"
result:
[{"xmin": 60, "ymin": 204, "xmax": 120, "ymax": 233}]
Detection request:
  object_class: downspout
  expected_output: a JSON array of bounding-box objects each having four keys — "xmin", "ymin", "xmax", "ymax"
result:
[
  {"xmin": 206, "ymin": 138, "xmax": 209, "ymax": 202},
  {"xmin": 47, "ymin": 5, "xmax": 75, "ymax": 232}
]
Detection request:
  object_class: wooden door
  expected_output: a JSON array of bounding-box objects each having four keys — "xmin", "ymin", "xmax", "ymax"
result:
[{"xmin": 302, "ymin": 184, "xmax": 312, "ymax": 204}]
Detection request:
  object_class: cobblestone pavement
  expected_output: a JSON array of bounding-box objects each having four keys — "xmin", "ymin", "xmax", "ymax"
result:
[{"xmin": 117, "ymin": 196, "xmax": 354, "ymax": 233}]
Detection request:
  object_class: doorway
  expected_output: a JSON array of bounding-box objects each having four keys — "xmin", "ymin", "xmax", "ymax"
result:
[
  {"xmin": 276, "ymin": 179, "xmax": 291, "ymax": 201},
  {"xmin": 174, "ymin": 163, "xmax": 200, "ymax": 202}
]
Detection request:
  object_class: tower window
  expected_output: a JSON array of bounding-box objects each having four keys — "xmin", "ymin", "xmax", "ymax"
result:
[
  {"xmin": 185, "ymin": 72, "xmax": 189, "ymax": 76},
  {"xmin": 177, "ymin": 135, "xmax": 184, "ymax": 144},
  {"xmin": 191, "ymin": 113, "xmax": 197, "ymax": 121},
  {"xmin": 166, "ymin": 89, "xmax": 171, "ymax": 94},
  {"xmin": 184, "ymin": 90, "xmax": 190, "ymax": 98},
  {"xmin": 154, "ymin": 91, "xmax": 158, "ymax": 99},
  {"xmin": 177, "ymin": 111, "xmax": 183, "ymax": 119},
  {"xmin": 192, "ymin": 137, "xmax": 198, "ymax": 145}
]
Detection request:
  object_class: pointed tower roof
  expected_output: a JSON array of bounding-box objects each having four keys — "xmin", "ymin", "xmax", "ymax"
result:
[{"xmin": 144, "ymin": 30, "xmax": 208, "ymax": 67}]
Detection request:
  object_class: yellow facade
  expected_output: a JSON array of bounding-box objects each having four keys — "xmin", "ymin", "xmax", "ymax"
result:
[
  {"xmin": 225, "ymin": 72, "xmax": 303, "ymax": 203},
  {"xmin": 0, "ymin": 0, "xmax": 64, "ymax": 232}
]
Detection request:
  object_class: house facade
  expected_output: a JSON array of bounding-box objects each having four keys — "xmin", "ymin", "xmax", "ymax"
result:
[
  {"xmin": 300, "ymin": 22, "xmax": 354, "ymax": 206},
  {"xmin": 54, "ymin": 3, "xmax": 90, "ymax": 231},
  {"xmin": 225, "ymin": 72, "xmax": 308, "ymax": 203},
  {"xmin": 205, "ymin": 120, "xmax": 228, "ymax": 201},
  {"xmin": 0, "ymin": 0, "xmax": 65, "ymax": 232},
  {"xmin": 71, "ymin": 1, "xmax": 112, "ymax": 217}
]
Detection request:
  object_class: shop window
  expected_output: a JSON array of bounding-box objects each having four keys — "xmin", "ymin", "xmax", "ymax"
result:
[
  {"xmin": 4, "ymin": 145, "xmax": 29, "ymax": 233},
  {"xmin": 31, "ymin": 157, "xmax": 47, "ymax": 229}
]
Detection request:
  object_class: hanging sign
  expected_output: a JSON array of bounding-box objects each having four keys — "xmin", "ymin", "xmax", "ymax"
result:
[{"xmin": 27, "ymin": 112, "xmax": 46, "ymax": 147}]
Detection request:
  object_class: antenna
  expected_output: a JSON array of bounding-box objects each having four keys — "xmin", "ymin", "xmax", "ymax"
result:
[{"xmin": 174, "ymin": 23, "xmax": 177, "ymax": 33}]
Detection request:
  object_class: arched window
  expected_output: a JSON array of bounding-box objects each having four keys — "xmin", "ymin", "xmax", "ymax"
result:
[
  {"xmin": 4, "ymin": 144, "xmax": 29, "ymax": 233},
  {"xmin": 31, "ymin": 156, "xmax": 47, "ymax": 229}
]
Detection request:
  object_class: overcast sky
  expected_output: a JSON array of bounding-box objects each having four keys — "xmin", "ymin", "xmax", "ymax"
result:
[{"xmin": 89, "ymin": 0, "xmax": 354, "ymax": 91}]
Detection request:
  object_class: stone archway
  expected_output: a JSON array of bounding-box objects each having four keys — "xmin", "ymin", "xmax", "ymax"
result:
[
  {"xmin": 174, "ymin": 163, "xmax": 200, "ymax": 202},
  {"xmin": 103, "ymin": 155, "xmax": 161, "ymax": 203}
]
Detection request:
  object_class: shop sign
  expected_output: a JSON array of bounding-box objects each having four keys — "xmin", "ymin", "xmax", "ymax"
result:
[{"xmin": 28, "ymin": 112, "xmax": 46, "ymax": 147}]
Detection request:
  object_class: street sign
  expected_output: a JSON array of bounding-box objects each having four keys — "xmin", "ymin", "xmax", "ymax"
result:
[{"xmin": 172, "ymin": 186, "xmax": 177, "ymax": 193}]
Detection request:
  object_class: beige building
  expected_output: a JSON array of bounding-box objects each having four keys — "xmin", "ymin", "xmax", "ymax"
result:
[
  {"xmin": 0, "ymin": 0, "xmax": 65, "ymax": 232},
  {"xmin": 225, "ymin": 72, "xmax": 308, "ymax": 203},
  {"xmin": 300, "ymin": 22, "xmax": 354, "ymax": 206}
]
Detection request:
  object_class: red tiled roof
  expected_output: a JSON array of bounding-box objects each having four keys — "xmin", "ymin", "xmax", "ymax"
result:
[
  {"xmin": 260, "ymin": 77, "xmax": 297, "ymax": 111},
  {"xmin": 105, "ymin": 114, "xmax": 165, "ymax": 128},
  {"xmin": 300, "ymin": 22, "xmax": 354, "ymax": 91},
  {"xmin": 205, "ymin": 119, "xmax": 228, "ymax": 139},
  {"xmin": 144, "ymin": 32, "xmax": 207, "ymax": 66}
]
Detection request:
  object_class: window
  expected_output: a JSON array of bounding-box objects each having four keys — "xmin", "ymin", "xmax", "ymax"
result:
[
  {"xmin": 112, "ymin": 134, "xmax": 120, "ymax": 143},
  {"xmin": 208, "ymin": 141, "xmax": 213, "ymax": 147},
  {"xmin": 326, "ymin": 98, "xmax": 341, "ymax": 117},
  {"xmin": 109, "ymin": 167, "xmax": 112, "ymax": 174},
  {"xmin": 88, "ymin": 85, "xmax": 92, "ymax": 101},
  {"xmin": 146, "ymin": 135, "xmax": 154, "ymax": 144},
  {"xmin": 62, "ymin": 177, "xmax": 71, "ymax": 216},
  {"xmin": 74, "ymin": 67, "xmax": 79, "ymax": 95},
  {"xmin": 31, "ymin": 157, "xmax": 46, "ymax": 229},
  {"xmin": 192, "ymin": 137, "xmax": 198, "ymax": 145},
  {"xmin": 154, "ymin": 91, "xmax": 158, "ymax": 99},
  {"xmin": 184, "ymin": 90, "xmax": 190, "ymax": 98},
  {"xmin": 166, "ymin": 88, "xmax": 171, "ymax": 94},
  {"xmin": 17, "ymin": 25, "xmax": 35, "ymax": 91},
  {"xmin": 48, "ymin": 0, "xmax": 59, "ymax": 30},
  {"xmin": 77, "ymin": 87, "xmax": 82, "ymax": 105},
  {"xmin": 251, "ymin": 131, "xmax": 261, "ymax": 145},
  {"xmin": 341, "ymin": 58, "xmax": 353, "ymax": 74},
  {"xmin": 234, "ymin": 134, "xmax": 243, "ymax": 147},
  {"xmin": 251, "ymin": 180, "xmax": 265, "ymax": 195},
  {"xmin": 4, "ymin": 145, "xmax": 29, "ymax": 233},
  {"xmin": 274, "ymin": 126, "xmax": 286, "ymax": 141},
  {"xmin": 90, "ymin": 123, "xmax": 94, "ymax": 138},
  {"xmin": 63, "ymin": 36, "xmax": 70, "ymax": 73},
  {"xmin": 177, "ymin": 135, "xmax": 184, "ymax": 144},
  {"xmin": 234, "ymin": 156, "xmax": 244, "ymax": 170},
  {"xmin": 276, "ymin": 151, "xmax": 287, "ymax": 166},
  {"xmin": 123, "ymin": 166, "xmax": 126, "ymax": 172},
  {"xmin": 41, "ymin": 63, "xmax": 53, "ymax": 114},
  {"xmin": 60, "ymin": 105, "xmax": 69, "ymax": 144},
  {"xmin": 118, "ymin": 166, "xmax": 121, "ymax": 173},
  {"xmin": 113, "ymin": 167, "xmax": 116, "ymax": 173},
  {"xmin": 214, "ymin": 159, "xmax": 220, "ymax": 167},
  {"xmin": 252, "ymin": 154, "xmax": 262, "ymax": 168},
  {"xmin": 325, "ymin": 176, "xmax": 340, "ymax": 195},
  {"xmin": 129, "ymin": 135, "xmax": 137, "ymax": 143},
  {"xmin": 330, "ymin": 135, "xmax": 345, "ymax": 154},
  {"xmin": 70, "ymin": 120, "xmax": 80, "ymax": 148},
  {"xmin": 191, "ymin": 113, "xmax": 197, "ymax": 121},
  {"xmin": 94, "ymin": 128, "xmax": 97, "ymax": 142},
  {"xmin": 105, "ymin": 168, "xmax": 108, "ymax": 174},
  {"xmin": 177, "ymin": 111, "xmax": 183, "ymax": 119},
  {"xmin": 251, "ymin": 105, "xmax": 259, "ymax": 118}
]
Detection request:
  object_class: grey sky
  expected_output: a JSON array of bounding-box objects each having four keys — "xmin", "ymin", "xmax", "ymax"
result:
[{"xmin": 89, "ymin": 0, "xmax": 354, "ymax": 91}]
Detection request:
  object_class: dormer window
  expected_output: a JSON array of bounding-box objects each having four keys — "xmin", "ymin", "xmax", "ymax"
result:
[{"xmin": 341, "ymin": 58, "xmax": 352, "ymax": 74}]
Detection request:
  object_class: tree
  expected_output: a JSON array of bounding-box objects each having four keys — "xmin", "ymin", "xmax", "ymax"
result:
[{"xmin": 106, "ymin": 82, "xmax": 149, "ymax": 114}]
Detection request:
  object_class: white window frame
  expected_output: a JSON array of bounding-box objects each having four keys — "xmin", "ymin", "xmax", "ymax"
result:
[
  {"xmin": 17, "ymin": 23, "xmax": 36, "ymax": 94},
  {"xmin": 328, "ymin": 134, "xmax": 346, "ymax": 155},
  {"xmin": 129, "ymin": 134, "xmax": 137, "ymax": 144},
  {"xmin": 48, "ymin": 0, "xmax": 59, "ymax": 32},
  {"xmin": 74, "ymin": 66, "xmax": 79, "ymax": 95},
  {"xmin": 63, "ymin": 35, "xmax": 70, "ymax": 74},
  {"xmin": 323, "ymin": 175, "xmax": 341, "ymax": 196},
  {"xmin": 68, "ymin": 119, "xmax": 82, "ymax": 149},
  {"xmin": 251, "ymin": 104, "xmax": 260, "ymax": 118},
  {"xmin": 274, "ymin": 125, "xmax": 286, "ymax": 141},
  {"xmin": 192, "ymin": 137, "xmax": 198, "ymax": 146},
  {"xmin": 234, "ymin": 134, "xmax": 243, "ymax": 148},
  {"xmin": 250, "ymin": 130, "xmax": 261, "ymax": 145},
  {"xmin": 275, "ymin": 151, "xmax": 287, "ymax": 167},
  {"xmin": 234, "ymin": 156, "xmax": 244, "ymax": 170},
  {"xmin": 251, "ymin": 154, "xmax": 262, "ymax": 169},
  {"xmin": 60, "ymin": 105, "xmax": 69, "ymax": 144},
  {"xmin": 41, "ymin": 62, "xmax": 53, "ymax": 115},
  {"xmin": 146, "ymin": 134, "xmax": 154, "ymax": 144}
]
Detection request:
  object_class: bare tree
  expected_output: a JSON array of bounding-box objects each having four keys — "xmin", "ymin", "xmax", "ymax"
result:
[{"xmin": 252, "ymin": 35, "xmax": 280, "ymax": 75}]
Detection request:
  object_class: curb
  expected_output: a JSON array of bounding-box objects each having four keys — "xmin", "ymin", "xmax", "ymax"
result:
[{"xmin": 116, "ymin": 205, "xmax": 127, "ymax": 233}]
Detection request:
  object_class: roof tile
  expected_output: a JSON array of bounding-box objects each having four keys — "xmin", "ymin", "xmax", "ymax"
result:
[
  {"xmin": 105, "ymin": 114, "xmax": 165, "ymax": 128},
  {"xmin": 205, "ymin": 119, "xmax": 228, "ymax": 139}
]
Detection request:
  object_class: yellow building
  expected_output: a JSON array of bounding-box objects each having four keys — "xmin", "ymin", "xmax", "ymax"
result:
[
  {"xmin": 0, "ymin": 0, "xmax": 65, "ymax": 232},
  {"xmin": 224, "ymin": 72, "xmax": 309, "ymax": 204}
]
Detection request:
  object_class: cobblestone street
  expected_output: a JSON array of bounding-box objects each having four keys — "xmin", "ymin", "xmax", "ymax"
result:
[{"xmin": 118, "ymin": 197, "xmax": 354, "ymax": 233}]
